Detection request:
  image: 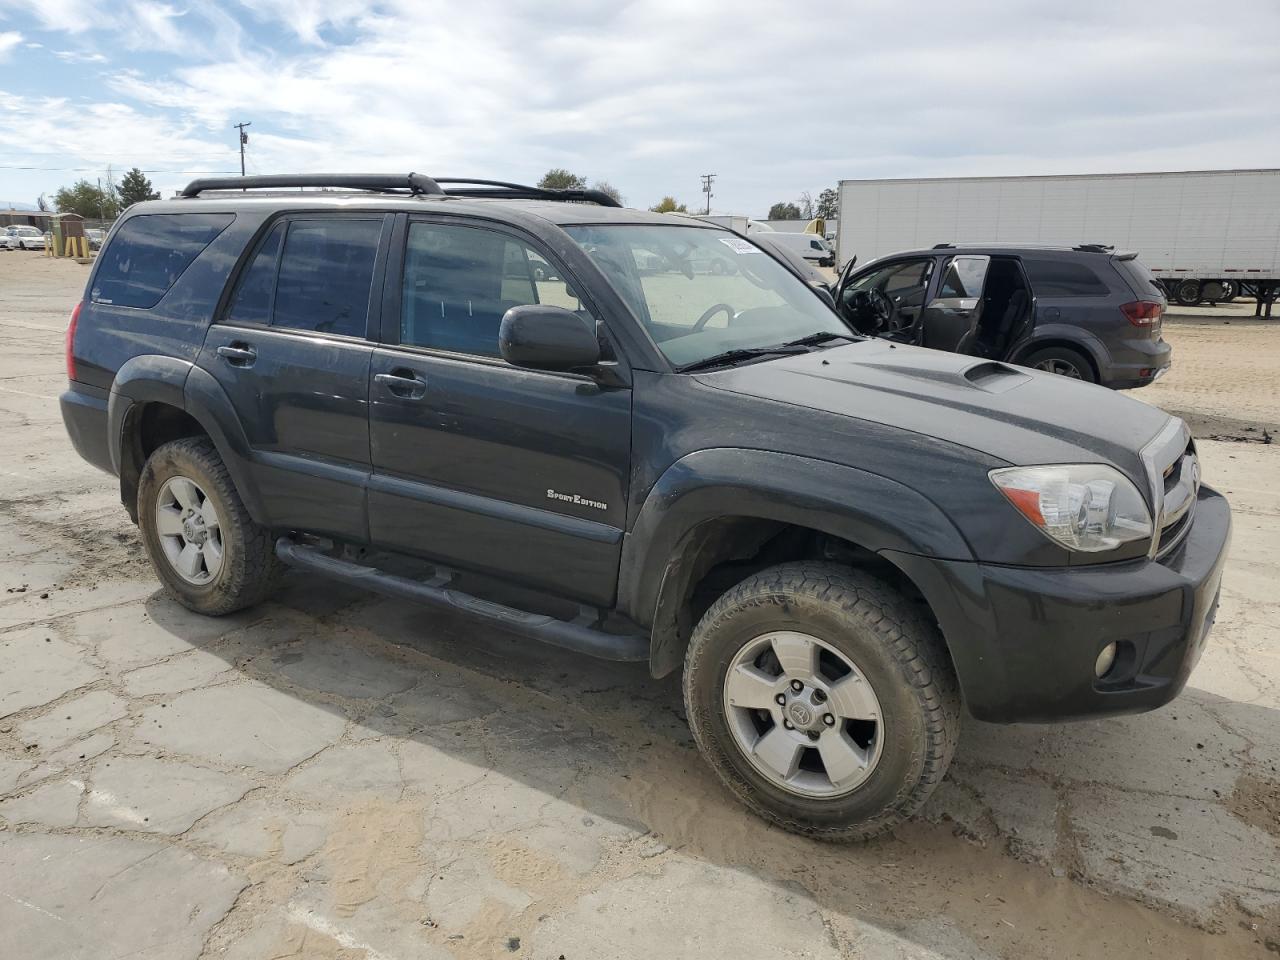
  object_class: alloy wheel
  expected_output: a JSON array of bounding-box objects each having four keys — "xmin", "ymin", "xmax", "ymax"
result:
[
  {"xmin": 1035, "ymin": 358, "xmax": 1082, "ymax": 379},
  {"xmin": 154, "ymin": 476, "xmax": 224, "ymax": 585},
  {"xmin": 722, "ymin": 630, "xmax": 884, "ymax": 798}
]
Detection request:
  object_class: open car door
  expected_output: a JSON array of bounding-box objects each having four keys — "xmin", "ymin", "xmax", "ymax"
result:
[{"xmin": 918, "ymin": 255, "xmax": 990, "ymax": 353}]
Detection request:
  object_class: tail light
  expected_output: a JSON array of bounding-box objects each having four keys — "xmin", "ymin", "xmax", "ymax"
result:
[
  {"xmin": 1120, "ymin": 300, "xmax": 1164, "ymax": 326},
  {"xmin": 65, "ymin": 301, "xmax": 82, "ymax": 380}
]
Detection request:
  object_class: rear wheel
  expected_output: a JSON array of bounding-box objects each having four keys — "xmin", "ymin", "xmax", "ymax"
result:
[
  {"xmin": 137, "ymin": 437, "xmax": 283, "ymax": 615},
  {"xmin": 683, "ymin": 562, "xmax": 961, "ymax": 841},
  {"xmin": 1023, "ymin": 345, "xmax": 1096, "ymax": 383}
]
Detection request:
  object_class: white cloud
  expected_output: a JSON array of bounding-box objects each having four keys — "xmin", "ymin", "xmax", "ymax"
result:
[
  {"xmin": 54, "ymin": 49, "xmax": 108, "ymax": 63},
  {"xmin": 2, "ymin": 0, "xmax": 1279, "ymax": 213},
  {"xmin": 0, "ymin": 31, "xmax": 22, "ymax": 60}
]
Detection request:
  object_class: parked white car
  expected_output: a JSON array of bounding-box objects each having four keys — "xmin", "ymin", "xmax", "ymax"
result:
[
  {"xmin": 6, "ymin": 225, "xmax": 47, "ymax": 250},
  {"xmin": 752, "ymin": 231, "xmax": 836, "ymax": 267}
]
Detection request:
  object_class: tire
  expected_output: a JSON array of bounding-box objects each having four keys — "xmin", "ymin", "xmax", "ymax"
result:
[
  {"xmin": 683, "ymin": 562, "xmax": 961, "ymax": 841},
  {"xmin": 1022, "ymin": 345, "xmax": 1096, "ymax": 383},
  {"xmin": 1174, "ymin": 279, "xmax": 1203, "ymax": 307},
  {"xmin": 137, "ymin": 437, "xmax": 284, "ymax": 616}
]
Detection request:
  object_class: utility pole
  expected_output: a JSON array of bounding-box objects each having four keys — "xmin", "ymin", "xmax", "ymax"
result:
[
  {"xmin": 700, "ymin": 173, "xmax": 716, "ymax": 215},
  {"xmin": 234, "ymin": 122, "xmax": 252, "ymax": 176}
]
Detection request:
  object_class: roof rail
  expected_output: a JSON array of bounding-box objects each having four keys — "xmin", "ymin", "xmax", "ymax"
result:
[
  {"xmin": 178, "ymin": 173, "xmax": 623, "ymax": 207},
  {"xmin": 932, "ymin": 242, "xmax": 954, "ymax": 249},
  {"xmin": 432, "ymin": 178, "xmax": 623, "ymax": 207},
  {"xmin": 180, "ymin": 173, "xmax": 444, "ymax": 197},
  {"xmin": 1072, "ymin": 243, "xmax": 1115, "ymax": 253}
]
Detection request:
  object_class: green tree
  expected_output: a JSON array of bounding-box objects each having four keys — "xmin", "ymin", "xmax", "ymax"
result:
[
  {"xmin": 592, "ymin": 180, "xmax": 623, "ymax": 204},
  {"xmin": 767, "ymin": 201, "xmax": 801, "ymax": 220},
  {"xmin": 117, "ymin": 167, "xmax": 160, "ymax": 208},
  {"xmin": 53, "ymin": 179, "xmax": 119, "ymax": 219},
  {"xmin": 649, "ymin": 196, "xmax": 688, "ymax": 213},
  {"xmin": 816, "ymin": 187, "xmax": 838, "ymax": 221},
  {"xmin": 537, "ymin": 168, "xmax": 587, "ymax": 190}
]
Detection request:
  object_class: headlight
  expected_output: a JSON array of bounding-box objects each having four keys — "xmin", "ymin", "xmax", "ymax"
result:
[{"xmin": 990, "ymin": 464, "xmax": 1152, "ymax": 553}]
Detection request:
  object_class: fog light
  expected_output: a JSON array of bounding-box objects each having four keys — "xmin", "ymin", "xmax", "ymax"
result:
[{"xmin": 1094, "ymin": 642, "xmax": 1118, "ymax": 678}]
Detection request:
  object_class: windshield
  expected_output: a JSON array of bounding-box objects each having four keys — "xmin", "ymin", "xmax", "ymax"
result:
[{"xmin": 564, "ymin": 224, "xmax": 849, "ymax": 368}]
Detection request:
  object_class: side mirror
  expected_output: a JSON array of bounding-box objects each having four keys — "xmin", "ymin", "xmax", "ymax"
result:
[{"xmin": 499, "ymin": 304, "xmax": 601, "ymax": 372}]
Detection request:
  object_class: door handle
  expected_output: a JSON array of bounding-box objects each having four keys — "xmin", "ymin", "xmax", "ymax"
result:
[
  {"xmin": 216, "ymin": 343, "xmax": 257, "ymax": 367},
  {"xmin": 375, "ymin": 370, "xmax": 427, "ymax": 399}
]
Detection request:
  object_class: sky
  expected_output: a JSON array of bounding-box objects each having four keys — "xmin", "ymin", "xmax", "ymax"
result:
[{"xmin": 1, "ymin": 0, "xmax": 1278, "ymax": 217}]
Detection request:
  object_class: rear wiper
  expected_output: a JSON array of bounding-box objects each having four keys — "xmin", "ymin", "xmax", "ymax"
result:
[
  {"xmin": 782, "ymin": 331, "xmax": 858, "ymax": 348},
  {"xmin": 677, "ymin": 344, "xmax": 809, "ymax": 373}
]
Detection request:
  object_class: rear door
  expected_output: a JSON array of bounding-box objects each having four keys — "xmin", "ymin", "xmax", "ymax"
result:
[
  {"xmin": 197, "ymin": 213, "xmax": 391, "ymax": 541},
  {"xmin": 919, "ymin": 255, "xmax": 990, "ymax": 352},
  {"xmin": 367, "ymin": 215, "xmax": 632, "ymax": 606}
]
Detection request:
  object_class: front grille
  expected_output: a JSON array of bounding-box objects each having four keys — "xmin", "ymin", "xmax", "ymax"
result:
[{"xmin": 1152, "ymin": 434, "xmax": 1199, "ymax": 559}]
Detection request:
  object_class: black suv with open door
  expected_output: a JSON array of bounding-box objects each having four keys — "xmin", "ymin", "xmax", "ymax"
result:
[
  {"xmin": 60, "ymin": 175, "xmax": 1227, "ymax": 842},
  {"xmin": 835, "ymin": 244, "xmax": 1171, "ymax": 389}
]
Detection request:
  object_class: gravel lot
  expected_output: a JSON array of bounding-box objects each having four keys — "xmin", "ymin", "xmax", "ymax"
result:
[{"xmin": 1, "ymin": 252, "xmax": 1278, "ymax": 959}]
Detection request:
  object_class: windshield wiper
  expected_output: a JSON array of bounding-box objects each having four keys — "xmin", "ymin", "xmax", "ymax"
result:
[
  {"xmin": 677, "ymin": 344, "xmax": 809, "ymax": 373},
  {"xmin": 782, "ymin": 331, "xmax": 858, "ymax": 348}
]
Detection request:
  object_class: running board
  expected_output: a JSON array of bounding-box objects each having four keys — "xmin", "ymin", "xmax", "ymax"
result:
[{"xmin": 274, "ymin": 537, "xmax": 649, "ymax": 663}]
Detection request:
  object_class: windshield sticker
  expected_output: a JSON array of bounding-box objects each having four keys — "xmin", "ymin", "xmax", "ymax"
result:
[{"xmin": 718, "ymin": 237, "xmax": 761, "ymax": 254}]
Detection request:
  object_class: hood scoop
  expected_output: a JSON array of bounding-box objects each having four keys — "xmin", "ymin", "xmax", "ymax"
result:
[{"xmin": 962, "ymin": 361, "xmax": 1031, "ymax": 392}]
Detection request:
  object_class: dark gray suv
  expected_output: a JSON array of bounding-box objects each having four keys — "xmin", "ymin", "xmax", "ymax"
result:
[
  {"xmin": 60, "ymin": 175, "xmax": 1226, "ymax": 841},
  {"xmin": 836, "ymin": 244, "xmax": 1171, "ymax": 388}
]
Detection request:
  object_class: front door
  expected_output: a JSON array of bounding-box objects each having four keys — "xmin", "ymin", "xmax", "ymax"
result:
[
  {"xmin": 367, "ymin": 217, "xmax": 632, "ymax": 606},
  {"xmin": 918, "ymin": 255, "xmax": 991, "ymax": 353},
  {"xmin": 197, "ymin": 214, "xmax": 391, "ymax": 541},
  {"xmin": 836, "ymin": 257, "xmax": 935, "ymax": 340}
]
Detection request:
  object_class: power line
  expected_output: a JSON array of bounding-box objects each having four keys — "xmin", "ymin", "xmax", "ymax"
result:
[{"xmin": 700, "ymin": 173, "xmax": 716, "ymax": 215}]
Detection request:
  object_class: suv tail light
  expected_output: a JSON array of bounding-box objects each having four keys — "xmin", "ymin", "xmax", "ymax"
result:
[
  {"xmin": 1120, "ymin": 300, "xmax": 1164, "ymax": 326},
  {"xmin": 66, "ymin": 301, "xmax": 82, "ymax": 380}
]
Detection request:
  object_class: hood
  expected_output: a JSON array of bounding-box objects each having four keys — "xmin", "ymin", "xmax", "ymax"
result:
[{"xmin": 697, "ymin": 339, "xmax": 1173, "ymax": 479}]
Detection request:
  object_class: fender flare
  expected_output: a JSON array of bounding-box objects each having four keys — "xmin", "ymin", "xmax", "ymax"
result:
[
  {"xmin": 617, "ymin": 448, "xmax": 974, "ymax": 677},
  {"xmin": 109, "ymin": 356, "xmax": 266, "ymax": 524}
]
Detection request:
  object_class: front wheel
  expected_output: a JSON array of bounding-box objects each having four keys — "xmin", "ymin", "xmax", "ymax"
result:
[
  {"xmin": 137, "ymin": 437, "xmax": 284, "ymax": 616},
  {"xmin": 683, "ymin": 562, "xmax": 961, "ymax": 841}
]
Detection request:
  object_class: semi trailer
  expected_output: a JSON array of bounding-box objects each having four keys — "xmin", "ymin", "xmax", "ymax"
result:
[{"xmin": 837, "ymin": 169, "xmax": 1280, "ymax": 313}]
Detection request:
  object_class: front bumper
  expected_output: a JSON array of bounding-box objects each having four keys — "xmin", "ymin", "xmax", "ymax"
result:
[{"xmin": 885, "ymin": 484, "xmax": 1231, "ymax": 723}]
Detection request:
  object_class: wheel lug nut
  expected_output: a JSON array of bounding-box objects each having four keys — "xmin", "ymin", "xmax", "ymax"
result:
[
  {"xmin": 774, "ymin": 694, "xmax": 786, "ymax": 706},
  {"xmin": 807, "ymin": 730, "xmax": 820, "ymax": 742},
  {"xmin": 812, "ymin": 689, "xmax": 826, "ymax": 704},
  {"xmin": 783, "ymin": 719, "xmax": 794, "ymax": 730},
  {"xmin": 823, "ymin": 714, "xmax": 835, "ymax": 727},
  {"xmin": 790, "ymin": 680, "xmax": 803, "ymax": 693}
]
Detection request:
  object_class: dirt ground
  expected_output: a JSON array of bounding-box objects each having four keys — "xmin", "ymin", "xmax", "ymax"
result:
[{"xmin": 1, "ymin": 251, "xmax": 1278, "ymax": 959}]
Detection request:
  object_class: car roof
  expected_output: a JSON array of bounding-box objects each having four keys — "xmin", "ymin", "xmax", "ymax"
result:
[{"xmin": 127, "ymin": 192, "xmax": 719, "ymax": 231}]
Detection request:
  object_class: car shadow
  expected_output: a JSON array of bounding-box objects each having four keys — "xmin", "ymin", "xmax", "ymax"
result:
[{"xmin": 141, "ymin": 570, "xmax": 1280, "ymax": 956}]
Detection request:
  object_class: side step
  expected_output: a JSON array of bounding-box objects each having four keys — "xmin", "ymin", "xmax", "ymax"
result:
[{"xmin": 274, "ymin": 537, "xmax": 650, "ymax": 663}]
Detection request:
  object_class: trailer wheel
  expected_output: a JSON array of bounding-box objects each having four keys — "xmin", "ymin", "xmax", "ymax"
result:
[{"xmin": 1174, "ymin": 280, "xmax": 1203, "ymax": 307}]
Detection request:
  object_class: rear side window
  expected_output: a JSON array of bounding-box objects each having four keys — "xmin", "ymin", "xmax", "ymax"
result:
[
  {"xmin": 272, "ymin": 219, "xmax": 382, "ymax": 337},
  {"xmin": 938, "ymin": 256, "xmax": 989, "ymax": 299},
  {"xmin": 1023, "ymin": 259, "xmax": 1110, "ymax": 297},
  {"xmin": 92, "ymin": 213, "xmax": 234, "ymax": 308}
]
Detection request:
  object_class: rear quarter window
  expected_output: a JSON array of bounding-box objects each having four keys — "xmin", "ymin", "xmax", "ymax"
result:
[
  {"xmin": 92, "ymin": 213, "xmax": 234, "ymax": 309},
  {"xmin": 1112, "ymin": 257, "xmax": 1165, "ymax": 299},
  {"xmin": 1022, "ymin": 258, "xmax": 1110, "ymax": 298}
]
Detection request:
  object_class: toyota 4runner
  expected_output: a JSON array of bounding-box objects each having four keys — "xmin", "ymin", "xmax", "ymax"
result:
[{"xmin": 60, "ymin": 174, "xmax": 1231, "ymax": 840}]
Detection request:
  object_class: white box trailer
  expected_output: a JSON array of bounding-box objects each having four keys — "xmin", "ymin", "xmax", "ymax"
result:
[{"xmin": 837, "ymin": 169, "xmax": 1280, "ymax": 310}]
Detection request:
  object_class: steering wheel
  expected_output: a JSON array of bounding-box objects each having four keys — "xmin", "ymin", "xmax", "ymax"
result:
[
  {"xmin": 693, "ymin": 303, "xmax": 735, "ymax": 332},
  {"xmin": 866, "ymin": 288, "xmax": 894, "ymax": 328}
]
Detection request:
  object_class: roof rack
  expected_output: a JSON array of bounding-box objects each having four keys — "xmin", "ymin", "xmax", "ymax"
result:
[
  {"xmin": 432, "ymin": 178, "xmax": 623, "ymax": 208},
  {"xmin": 178, "ymin": 173, "xmax": 623, "ymax": 207},
  {"xmin": 932, "ymin": 242, "xmax": 954, "ymax": 249},
  {"xmin": 1072, "ymin": 243, "xmax": 1115, "ymax": 253},
  {"xmin": 180, "ymin": 173, "xmax": 445, "ymax": 197}
]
